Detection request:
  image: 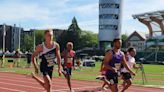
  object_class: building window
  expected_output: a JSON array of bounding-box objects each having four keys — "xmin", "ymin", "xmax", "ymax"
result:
[
  {"xmin": 99, "ymin": 3, "xmax": 119, "ymax": 9},
  {"xmin": 99, "ymin": 14, "xmax": 119, "ymax": 19},
  {"xmin": 99, "ymin": 25, "xmax": 118, "ymax": 30}
]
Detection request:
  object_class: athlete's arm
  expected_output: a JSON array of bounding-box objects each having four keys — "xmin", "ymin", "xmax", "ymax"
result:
[
  {"xmin": 62, "ymin": 50, "xmax": 67, "ymax": 67},
  {"xmin": 56, "ymin": 43, "xmax": 62, "ymax": 76},
  {"xmin": 32, "ymin": 44, "xmax": 42, "ymax": 74},
  {"xmin": 61, "ymin": 50, "xmax": 65, "ymax": 58},
  {"xmin": 122, "ymin": 55, "xmax": 135, "ymax": 76},
  {"xmin": 133, "ymin": 62, "xmax": 141, "ymax": 69},
  {"xmin": 104, "ymin": 51, "xmax": 117, "ymax": 73},
  {"xmin": 72, "ymin": 51, "xmax": 75, "ymax": 68},
  {"xmin": 100, "ymin": 61, "xmax": 104, "ymax": 72}
]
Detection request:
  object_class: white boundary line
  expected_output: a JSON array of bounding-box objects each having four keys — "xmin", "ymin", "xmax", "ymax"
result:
[
  {"xmin": 0, "ymin": 81, "xmax": 44, "ymax": 90},
  {"xmin": 0, "ymin": 86, "xmax": 26, "ymax": 92},
  {"xmin": 128, "ymin": 86, "xmax": 164, "ymax": 92},
  {"xmin": 46, "ymin": 86, "xmax": 100, "ymax": 92},
  {"xmin": 133, "ymin": 84, "xmax": 164, "ymax": 89},
  {"xmin": 0, "ymin": 77, "xmax": 66, "ymax": 89},
  {"xmin": 0, "ymin": 76, "xmax": 97, "ymax": 89},
  {"xmin": 0, "ymin": 73, "xmax": 163, "ymax": 92},
  {"xmin": 0, "ymin": 75, "xmax": 100, "ymax": 86},
  {"xmin": 1, "ymin": 73, "xmax": 164, "ymax": 90},
  {"xmin": 0, "ymin": 77, "xmax": 38, "ymax": 85}
]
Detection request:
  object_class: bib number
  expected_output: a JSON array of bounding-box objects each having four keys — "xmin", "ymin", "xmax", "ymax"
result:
[
  {"xmin": 115, "ymin": 63, "xmax": 121, "ymax": 70},
  {"xmin": 47, "ymin": 59, "xmax": 55, "ymax": 67}
]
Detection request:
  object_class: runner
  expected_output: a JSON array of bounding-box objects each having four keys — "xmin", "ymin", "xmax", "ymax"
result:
[
  {"xmin": 121, "ymin": 51, "xmax": 129, "ymax": 87},
  {"xmin": 96, "ymin": 49, "xmax": 111, "ymax": 90},
  {"xmin": 0, "ymin": 52, "xmax": 4, "ymax": 68},
  {"xmin": 103, "ymin": 38, "xmax": 135, "ymax": 92},
  {"xmin": 13, "ymin": 50, "xmax": 21, "ymax": 67},
  {"xmin": 62, "ymin": 42, "xmax": 75, "ymax": 92},
  {"xmin": 99, "ymin": 58, "xmax": 110, "ymax": 90},
  {"xmin": 31, "ymin": 29, "xmax": 62, "ymax": 92},
  {"xmin": 26, "ymin": 51, "xmax": 32, "ymax": 68},
  {"xmin": 121, "ymin": 47, "xmax": 141, "ymax": 92}
]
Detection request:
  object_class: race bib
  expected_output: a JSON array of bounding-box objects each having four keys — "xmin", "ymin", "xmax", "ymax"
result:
[
  {"xmin": 115, "ymin": 63, "xmax": 121, "ymax": 70},
  {"xmin": 47, "ymin": 59, "xmax": 55, "ymax": 67}
]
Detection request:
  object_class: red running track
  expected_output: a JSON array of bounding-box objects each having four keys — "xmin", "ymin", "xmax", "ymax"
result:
[{"xmin": 0, "ymin": 72, "xmax": 163, "ymax": 92}]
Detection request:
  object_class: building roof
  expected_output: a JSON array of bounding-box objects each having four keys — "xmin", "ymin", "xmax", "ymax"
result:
[{"xmin": 125, "ymin": 31, "xmax": 146, "ymax": 42}]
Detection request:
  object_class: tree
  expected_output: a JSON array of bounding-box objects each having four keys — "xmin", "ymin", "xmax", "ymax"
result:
[
  {"xmin": 35, "ymin": 30, "xmax": 45, "ymax": 45},
  {"xmin": 58, "ymin": 29, "xmax": 81, "ymax": 51},
  {"xmin": 79, "ymin": 31, "xmax": 98, "ymax": 48},
  {"xmin": 57, "ymin": 17, "xmax": 98, "ymax": 51},
  {"xmin": 121, "ymin": 34, "xmax": 128, "ymax": 41},
  {"xmin": 121, "ymin": 34, "xmax": 128, "ymax": 48},
  {"xmin": 57, "ymin": 17, "xmax": 82, "ymax": 51},
  {"xmin": 68, "ymin": 16, "xmax": 81, "ymax": 31},
  {"xmin": 21, "ymin": 34, "xmax": 33, "ymax": 52}
]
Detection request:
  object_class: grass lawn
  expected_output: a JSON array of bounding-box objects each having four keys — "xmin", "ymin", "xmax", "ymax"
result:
[{"xmin": 0, "ymin": 58, "xmax": 164, "ymax": 86}]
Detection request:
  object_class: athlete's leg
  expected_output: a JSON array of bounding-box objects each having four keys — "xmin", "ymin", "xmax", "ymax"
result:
[
  {"xmin": 106, "ymin": 73, "xmax": 118, "ymax": 92},
  {"xmin": 121, "ymin": 79, "xmax": 132, "ymax": 92},
  {"xmin": 32, "ymin": 72, "xmax": 52, "ymax": 92},
  {"xmin": 63, "ymin": 68, "xmax": 73, "ymax": 91},
  {"xmin": 0, "ymin": 59, "xmax": 3, "ymax": 67},
  {"xmin": 43, "ymin": 75, "xmax": 52, "ymax": 92},
  {"xmin": 17, "ymin": 58, "xmax": 20, "ymax": 67},
  {"xmin": 32, "ymin": 73, "xmax": 45, "ymax": 88},
  {"xmin": 109, "ymin": 84, "xmax": 118, "ymax": 92},
  {"xmin": 102, "ymin": 81, "xmax": 106, "ymax": 88}
]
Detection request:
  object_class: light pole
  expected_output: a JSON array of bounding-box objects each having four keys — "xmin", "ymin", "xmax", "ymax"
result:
[
  {"xmin": 2, "ymin": 23, "xmax": 6, "ymax": 67},
  {"xmin": 33, "ymin": 29, "xmax": 35, "ymax": 52},
  {"xmin": 3, "ymin": 24, "xmax": 6, "ymax": 53},
  {"xmin": 18, "ymin": 26, "xmax": 21, "ymax": 51}
]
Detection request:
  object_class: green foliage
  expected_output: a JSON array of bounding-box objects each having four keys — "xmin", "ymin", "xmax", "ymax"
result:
[
  {"xmin": 21, "ymin": 34, "xmax": 33, "ymax": 52},
  {"xmin": 58, "ymin": 29, "xmax": 81, "ymax": 51},
  {"xmin": 79, "ymin": 31, "xmax": 98, "ymax": 48},
  {"xmin": 34, "ymin": 30, "xmax": 45, "ymax": 45},
  {"xmin": 68, "ymin": 17, "xmax": 81, "ymax": 31},
  {"xmin": 121, "ymin": 34, "xmax": 128, "ymax": 48},
  {"xmin": 57, "ymin": 17, "xmax": 98, "ymax": 51},
  {"xmin": 121, "ymin": 34, "xmax": 128, "ymax": 41},
  {"xmin": 58, "ymin": 30, "xmax": 98, "ymax": 51},
  {"xmin": 21, "ymin": 17, "xmax": 98, "ymax": 52}
]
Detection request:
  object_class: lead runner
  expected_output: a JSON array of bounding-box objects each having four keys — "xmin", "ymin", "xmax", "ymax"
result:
[{"xmin": 31, "ymin": 29, "xmax": 62, "ymax": 92}]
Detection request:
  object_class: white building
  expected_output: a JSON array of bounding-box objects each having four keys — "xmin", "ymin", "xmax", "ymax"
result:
[
  {"xmin": 125, "ymin": 31, "xmax": 146, "ymax": 51},
  {"xmin": 99, "ymin": 0, "xmax": 123, "ymax": 49}
]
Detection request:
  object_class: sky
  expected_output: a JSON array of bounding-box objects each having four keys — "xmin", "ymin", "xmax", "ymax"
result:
[{"xmin": 0, "ymin": 0, "xmax": 164, "ymax": 36}]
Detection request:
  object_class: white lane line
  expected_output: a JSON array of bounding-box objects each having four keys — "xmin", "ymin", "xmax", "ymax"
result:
[
  {"xmin": 0, "ymin": 81, "xmax": 44, "ymax": 90},
  {"xmin": 129, "ymin": 87, "xmax": 163, "ymax": 92},
  {"xmin": 49, "ymin": 86, "xmax": 100, "ymax": 92},
  {"xmin": 0, "ymin": 75, "xmax": 100, "ymax": 86},
  {"xmin": 0, "ymin": 77, "xmax": 67, "ymax": 89},
  {"xmin": 0, "ymin": 86, "xmax": 26, "ymax": 92},
  {"xmin": 0, "ymin": 77, "xmax": 38, "ymax": 85}
]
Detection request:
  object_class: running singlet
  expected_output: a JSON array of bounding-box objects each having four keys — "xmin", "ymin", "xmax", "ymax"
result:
[
  {"xmin": 40, "ymin": 42, "xmax": 56, "ymax": 70},
  {"xmin": 121, "ymin": 55, "xmax": 135, "ymax": 73},
  {"xmin": 64, "ymin": 50, "xmax": 75, "ymax": 68},
  {"xmin": 107, "ymin": 50, "xmax": 123, "ymax": 75}
]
